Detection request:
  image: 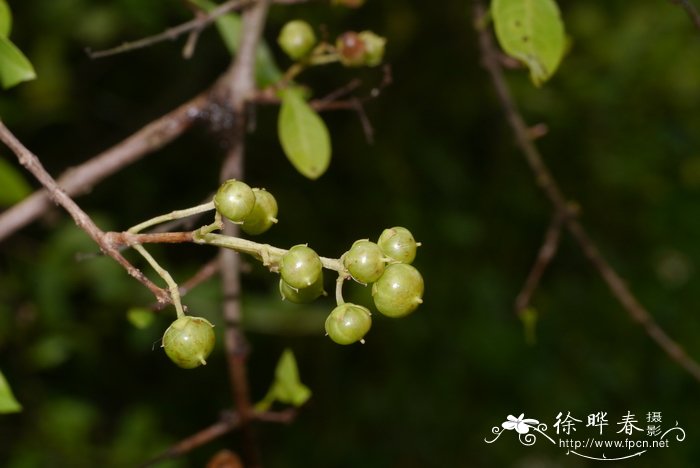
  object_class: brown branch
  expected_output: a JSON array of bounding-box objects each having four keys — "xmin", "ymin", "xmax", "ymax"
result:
[
  {"xmin": 215, "ymin": 0, "xmax": 271, "ymax": 466},
  {"xmin": 86, "ymin": 0, "xmax": 254, "ymax": 59},
  {"xmin": 514, "ymin": 213, "xmax": 565, "ymax": 315},
  {"xmin": 140, "ymin": 409, "xmax": 297, "ymax": 467},
  {"xmin": 670, "ymin": 0, "xmax": 700, "ymax": 31},
  {"xmin": 0, "ymin": 91, "xmax": 210, "ymax": 242},
  {"xmin": 473, "ymin": 1, "xmax": 700, "ymax": 383},
  {"xmin": 0, "ymin": 121, "xmax": 171, "ymax": 305}
]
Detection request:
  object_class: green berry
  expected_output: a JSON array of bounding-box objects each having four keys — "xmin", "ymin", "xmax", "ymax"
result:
[
  {"xmin": 325, "ymin": 303, "xmax": 372, "ymax": 345},
  {"xmin": 280, "ymin": 244, "xmax": 323, "ymax": 289},
  {"xmin": 279, "ymin": 273, "xmax": 325, "ymax": 304},
  {"xmin": 377, "ymin": 226, "xmax": 418, "ymax": 264},
  {"xmin": 336, "ymin": 31, "xmax": 366, "ymax": 67},
  {"xmin": 162, "ymin": 316, "xmax": 215, "ymax": 369},
  {"xmin": 358, "ymin": 31, "xmax": 386, "ymax": 66},
  {"xmin": 241, "ymin": 188, "xmax": 278, "ymax": 235},
  {"xmin": 343, "ymin": 240, "xmax": 385, "ymax": 283},
  {"xmin": 372, "ymin": 263, "xmax": 424, "ymax": 318},
  {"xmin": 214, "ymin": 179, "xmax": 256, "ymax": 223},
  {"xmin": 278, "ymin": 20, "xmax": 316, "ymax": 60}
]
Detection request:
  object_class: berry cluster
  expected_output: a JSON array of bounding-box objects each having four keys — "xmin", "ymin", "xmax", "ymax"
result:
[
  {"xmin": 213, "ymin": 179, "xmax": 278, "ymax": 235},
  {"xmin": 151, "ymin": 181, "xmax": 424, "ymax": 368},
  {"xmin": 277, "ymin": 19, "xmax": 386, "ymax": 68},
  {"xmin": 326, "ymin": 227, "xmax": 424, "ymax": 345}
]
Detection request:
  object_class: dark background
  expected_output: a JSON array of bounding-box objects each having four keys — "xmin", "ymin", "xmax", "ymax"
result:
[{"xmin": 1, "ymin": 0, "xmax": 700, "ymax": 466}]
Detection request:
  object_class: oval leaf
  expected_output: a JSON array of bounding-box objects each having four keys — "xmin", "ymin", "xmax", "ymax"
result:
[
  {"xmin": 0, "ymin": 35, "xmax": 36, "ymax": 89},
  {"xmin": 491, "ymin": 0, "xmax": 566, "ymax": 86},
  {"xmin": 0, "ymin": 369, "xmax": 22, "ymax": 413},
  {"xmin": 0, "ymin": 157, "xmax": 31, "ymax": 206},
  {"xmin": 278, "ymin": 88, "xmax": 331, "ymax": 179},
  {"xmin": 0, "ymin": 0, "xmax": 11, "ymax": 38}
]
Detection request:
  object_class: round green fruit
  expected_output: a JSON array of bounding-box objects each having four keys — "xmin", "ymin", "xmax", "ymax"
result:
[
  {"xmin": 279, "ymin": 273, "xmax": 325, "ymax": 304},
  {"xmin": 377, "ymin": 226, "xmax": 419, "ymax": 264},
  {"xmin": 358, "ymin": 31, "xmax": 386, "ymax": 67},
  {"xmin": 241, "ymin": 188, "xmax": 278, "ymax": 235},
  {"xmin": 214, "ymin": 179, "xmax": 256, "ymax": 223},
  {"xmin": 343, "ymin": 240, "xmax": 385, "ymax": 283},
  {"xmin": 162, "ymin": 316, "xmax": 215, "ymax": 369},
  {"xmin": 336, "ymin": 31, "xmax": 366, "ymax": 67},
  {"xmin": 372, "ymin": 263, "xmax": 424, "ymax": 317},
  {"xmin": 325, "ymin": 303, "xmax": 372, "ymax": 345},
  {"xmin": 280, "ymin": 244, "xmax": 323, "ymax": 289},
  {"xmin": 278, "ymin": 20, "xmax": 316, "ymax": 60}
]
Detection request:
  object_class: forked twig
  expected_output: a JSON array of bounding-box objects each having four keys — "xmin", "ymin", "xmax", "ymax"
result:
[{"xmin": 473, "ymin": 1, "xmax": 700, "ymax": 382}]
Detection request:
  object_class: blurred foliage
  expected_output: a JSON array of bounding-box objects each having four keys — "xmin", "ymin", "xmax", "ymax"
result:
[{"xmin": 1, "ymin": 0, "xmax": 700, "ymax": 466}]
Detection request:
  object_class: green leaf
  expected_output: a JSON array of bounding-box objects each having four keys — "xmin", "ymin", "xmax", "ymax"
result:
[
  {"xmin": 255, "ymin": 349, "xmax": 311, "ymax": 411},
  {"xmin": 0, "ymin": 157, "xmax": 31, "ymax": 206},
  {"xmin": 491, "ymin": 0, "xmax": 566, "ymax": 86},
  {"xmin": 188, "ymin": 0, "xmax": 281, "ymax": 86},
  {"xmin": 0, "ymin": 0, "xmax": 11, "ymax": 38},
  {"xmin": 126, "ymin": 307, "xmax": 155, "ymax": 329},
  {"xmin": 0, "ymin": 369, "xmax": 22, "ymax": 413},
  {"xmin": 278, "ymin": 87, "xmax": 331, "ymax": 179},
  {"xmin": 0, "ymin": 35, "xmax": 36, "ymax": 89}
]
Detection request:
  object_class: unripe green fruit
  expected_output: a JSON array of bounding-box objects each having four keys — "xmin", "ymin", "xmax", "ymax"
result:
[
  {"xmin": 278, "ymin": 20, "xmax": 316, "ymax": 60},
  {"xmin": 377, "ymin": 226, "xmax": 418, "ymax": 264},
  {"xmin": 280, "ymin": 244, "xmax": 323, "ymax": 289},
  {"xmin": 343, "ymin": 240, "xmax": 385, "ymax": 283},
  {"xmin": 336, "ymin": 31, "xmax": 366, "ymax": 67},
  {"xmin": 279, "ymin": 273, "xmax": 325, "ymax": 304},
  {"xmin": 162, "ymin": 316, "xmax": 215, "ymax": 369},
  {"xmin": 325, "ymin": 303, "xmax": 372, "ymax": 345},
  {"xmin": 214, "ymin": 179, "xmax": 256, "ymax": 223},
  {"xmin": 241, "ymin": 188, "xmax": 278, "ymax": 235},
  {"xmin": 358, "ymin": 31, "xmax": 386, "ymax": 66},
  {"xmin": 372, "ymin": 263, "xmax": 424, "ymax": 318}
]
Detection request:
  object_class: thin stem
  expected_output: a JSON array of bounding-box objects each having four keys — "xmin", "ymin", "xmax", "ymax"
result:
[
  {"xmin": 87, "ymin": 0, "xmax": 254, "ymax": 59},
  {"xmin": 194, "ymin": 232, "xmax": 344, "ymax": 272},
  {"xmin": 132, "ymin": 244, "xmax": 186, "ymax": 317},
  {"xmin": 335, "ymin": 275, "xmax": 346, "ymax": 306},
  {"xmin": 128, "ymin": 201, "xmax": 215, "ymax": 234},
  {"xmin": 0, "ymin": 121, "xmax": 171, "ymax": 305},
  {"xmin": 473, "ymin": 0, "xmax": 700, "ymax": 383}
]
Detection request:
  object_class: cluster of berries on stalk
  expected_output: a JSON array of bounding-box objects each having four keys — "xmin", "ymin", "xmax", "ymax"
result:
[{"xmin": 160, "ymin": 180, "xmax": 424, "ymax": 368}]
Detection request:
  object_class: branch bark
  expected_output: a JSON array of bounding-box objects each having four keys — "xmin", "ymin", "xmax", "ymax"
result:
[
  {"xmin": 0, "ymin": 121, "xmax": 171, "ymax": 304},
  {"xmin": 473, "ymin": 1, "xmax": 700, "ymax": 383},
  {"xmin": 0, "ymin": 91, "xmax": 210, "ymax": 242}
]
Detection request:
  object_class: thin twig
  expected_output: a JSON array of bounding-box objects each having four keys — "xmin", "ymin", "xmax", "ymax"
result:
[
  {"xmin": 86, "ymin": 0, "xmax": 253, "ymax": 59},
  {"xmin": 140, "ymin": 411, "xmax": 241, "ymax": 467},
  {"xmin": 473, "ymin": 0, "xmax": 700, "ymax": 383},
  {"xmin": 670, "ymin": 0, "xmax": 700, "ymax": 30},
  {"xmin": 0, "ymin": 121, "xmax": 171, "ymax": 305},
  {"xmin": 0, "ymin": 91, "xmax": 210, "ymax": 242},
  {"xmin": 514, "ymin": 213, "xmax": 564, "ymax": 315},
  {"xmin": 139, "ymin": 409, "xmax": 297, "ymax": 467}
]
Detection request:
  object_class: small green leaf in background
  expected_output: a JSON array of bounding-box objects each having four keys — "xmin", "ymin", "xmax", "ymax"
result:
[
  {"xmin": 188, "ymin": 0, "xmax": 281, "ymax": 86},
  {"xmin": 0, "ymin": 35, "xmax": 36, "ymax": 89},
  {"xmin": 0, "ymin": 157, "xmax": 32, "ymax": 206},
  {"xmin": 491, "ymin": 0, "xmax": 566, "ymax": 86},
  {"xmin": 0, "ymin": 369, "xmax": 22, "ymax": 413},
  {"xmin": 255, "ymin": 349, "xmax": 311, "ymax": 411},
  {"xmin": 518, "ymin": 306, "xmax": 538, "ymax": 345},
  {"xmin": 0, "ymin": 0, "xmax": 11, "ymax": 38},
  {"xmin": 127, "ymin": 307, "xmax": 155, "ymax": 329},
  {"xmin": 278, "ymin": 87, "xmax": 331, "ymax": 180}
]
